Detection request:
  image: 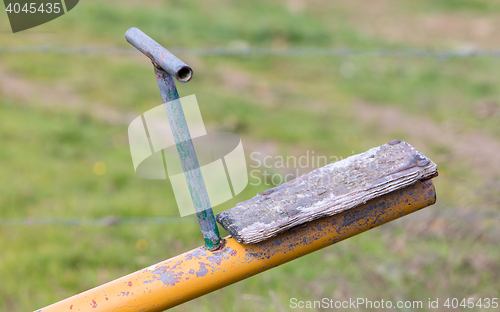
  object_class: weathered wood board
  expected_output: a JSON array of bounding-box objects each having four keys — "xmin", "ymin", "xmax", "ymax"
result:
[{"xmin": 216, "ymin": 141, "xmax": 438, "ymax": 244}]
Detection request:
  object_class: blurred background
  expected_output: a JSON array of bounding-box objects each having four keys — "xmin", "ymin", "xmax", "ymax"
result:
[{"xmin": 1, "ymin": 0, "xmax": 499, "ymax": 311}]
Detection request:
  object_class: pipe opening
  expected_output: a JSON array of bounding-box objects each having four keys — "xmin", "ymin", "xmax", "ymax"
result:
[{"xmin": 177, "ymin": 66, "xmax": 193, "ymax": 83}]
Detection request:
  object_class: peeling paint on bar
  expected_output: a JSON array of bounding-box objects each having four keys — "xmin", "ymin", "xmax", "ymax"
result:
[{"xmin": 35, "ymin": 180, "xmax": 436, "ymax": 312}]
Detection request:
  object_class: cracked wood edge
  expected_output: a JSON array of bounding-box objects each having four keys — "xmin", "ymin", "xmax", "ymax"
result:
[{"xmin": 216, "ymin": 141, "xmax": 438, "ymax": 244}]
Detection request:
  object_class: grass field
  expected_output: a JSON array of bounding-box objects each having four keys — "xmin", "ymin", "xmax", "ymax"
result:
[{"xmin": 1, "ymin": 0, "xmax": 499, "ymax": 311}]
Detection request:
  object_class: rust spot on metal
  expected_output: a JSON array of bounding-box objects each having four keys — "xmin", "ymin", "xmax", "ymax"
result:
[
  {"xmin": 142, "ymin": 51, "xmax": 154, "ymax": 63},
  {"xmin": 204, "ymin": 246, "xmax": 237, "ymax": 267},
  {"xmin": 196, "ymin": 262, "xmax": 209, "ymax": 277},
  {"xmin": 151, "ymin": 262, "xmax": 184, "ymax": 287},
  {"xmin": 206, "ymin": 254, "xmax": 223, "ymax": 265},
  {"xmin": 185, "ymin": 249, "xmax": 207, "ymax": 260},
  {"xmin": 207, "ymin": 238, "xmax": 226, "ymax": 252}
]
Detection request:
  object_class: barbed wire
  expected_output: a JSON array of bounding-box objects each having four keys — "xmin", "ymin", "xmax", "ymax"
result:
[
  {"xmin": 2, "ymin": 45, "xmax": 500, "ymax": 58},
  {"xmin": 0, "ymin": 211, "xmax": 497, "ymax": 226}
]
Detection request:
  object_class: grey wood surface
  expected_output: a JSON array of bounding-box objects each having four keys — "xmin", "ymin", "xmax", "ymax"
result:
[{"xmin": 216, "ymin": 141, "xmax": 438, "ymax": 244}]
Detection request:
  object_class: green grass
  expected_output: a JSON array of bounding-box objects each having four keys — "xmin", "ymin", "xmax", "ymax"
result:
[{"xmin": 1, "ymin": 0, "xmax": 500, "ymax": 311}]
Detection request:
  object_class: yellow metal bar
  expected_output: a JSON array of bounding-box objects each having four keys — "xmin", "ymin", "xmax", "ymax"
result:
[{"xmin": 36, "ymin": 180, "xmax": 436, "ymax": 312}]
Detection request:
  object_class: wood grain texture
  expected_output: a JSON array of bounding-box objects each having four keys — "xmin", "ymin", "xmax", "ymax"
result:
[{"xmin": 216, "ymin": 141, "xmax": 438, "ymax": 244}]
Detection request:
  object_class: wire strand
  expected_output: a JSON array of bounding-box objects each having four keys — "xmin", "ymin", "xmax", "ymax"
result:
[
  {"xmin": 0, "ymin": 211, "xmax": 497, "ymax": 226},
  {"xmin": 1, "ymin": 46, "xmax": 500, "ymax": 58}
]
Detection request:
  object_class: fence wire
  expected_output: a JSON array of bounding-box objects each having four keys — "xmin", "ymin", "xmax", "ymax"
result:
[
  {"xmin": 0, "ymin": 211, "xmax": 497, "ymax": 226},
  {"xmin": 1, "ymin": 46, "xmax": 498, "ymax": 227},
  {"xmin": 0, "ymin": 216, "xmax": 197, "ymax": 226},
  {"xmin": 2, "ymin": 45, "xmax": 500, "ymax": 58}
]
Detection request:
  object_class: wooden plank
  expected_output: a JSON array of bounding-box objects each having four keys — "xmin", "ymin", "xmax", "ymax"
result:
[{"xmin": 216, "ymin": 141, "xmax": 438, "ymax": 244}]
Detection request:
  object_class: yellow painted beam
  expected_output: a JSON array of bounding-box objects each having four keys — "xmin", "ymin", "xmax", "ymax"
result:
[{"xmin": 36, "ymin": 180, "xmax": 436, "ymax": 312}]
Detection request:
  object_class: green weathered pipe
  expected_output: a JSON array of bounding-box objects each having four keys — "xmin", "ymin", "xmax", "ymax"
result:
[{"xmin": 126, "ymin": 28, "xmax": 222, "ymax": 250}]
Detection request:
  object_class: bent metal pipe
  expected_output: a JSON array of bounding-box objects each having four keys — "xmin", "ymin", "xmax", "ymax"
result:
[
  {"xmin": 125, "ymin": 27, "xmax": 192, "ymax": 83},
  {"xmin": 125, "ymin": 27, "xmax": 221, "ymax": 249}
]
